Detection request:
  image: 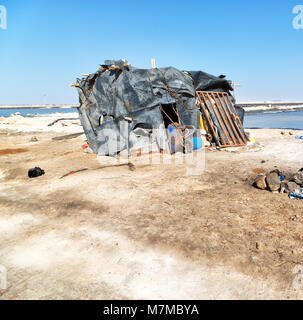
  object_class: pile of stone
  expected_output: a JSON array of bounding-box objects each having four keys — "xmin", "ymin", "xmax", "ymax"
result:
[{"xmin": 253, "ymin": 168, "xmax": 303, "ymax": 194}]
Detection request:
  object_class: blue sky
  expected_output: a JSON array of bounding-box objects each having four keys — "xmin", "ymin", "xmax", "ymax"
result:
[{"xmin": 0, "ymin": 0, "xmax": 302, "ymax": 104}]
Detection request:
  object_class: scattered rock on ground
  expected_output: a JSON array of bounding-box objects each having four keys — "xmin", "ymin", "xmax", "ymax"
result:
[
  {"xmin": 83, "ymin": 147, "xmax": 94, "ymax": 154},
  {"xmin": 293, "ymin": 171, "xmax": 303, "ymax": 186},
  {"xmin": 30, "ymin": 136, "xmax": 38, "ymax": 142},
  {"xmin": 253, "ymin": 167, "xmax": 303, "ymax": 195},
  {"xmin": 266, "ymin": 170, "xmax": 281, "ymax": 192},
  {"xmin": 254, "ymin": 175, "xmax": 267, "ymax": 190},
  {"xmin": 281, "ymin": 181, "xmax": 300, "ymax": 194}
]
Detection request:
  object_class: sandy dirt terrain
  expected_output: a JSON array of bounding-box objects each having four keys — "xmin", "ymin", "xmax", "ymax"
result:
[{"xmin": 0, "ymin": 114, "xmax": 303, "ymax": 299}]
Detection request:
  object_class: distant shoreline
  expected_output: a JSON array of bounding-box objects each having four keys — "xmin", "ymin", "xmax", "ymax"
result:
[
  {"xmin": 0, "ymin": 105, "xmax": 78, "ymax": 109},
  {"xmin": 1, "ymin": 104, "xmax": 303, "ymax": 115},
  {"xmin": 243, "ymin": 105, "xmax": 303, "ymax": 113},
  {"xmin": 236, "ymin": 101, "xmax": 303, "ymax": 113}
]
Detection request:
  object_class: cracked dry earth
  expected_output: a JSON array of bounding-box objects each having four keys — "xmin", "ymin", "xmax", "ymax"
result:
[{"xmin": 0, "ymin": 127, "xmax": 303, "ymax": 299}]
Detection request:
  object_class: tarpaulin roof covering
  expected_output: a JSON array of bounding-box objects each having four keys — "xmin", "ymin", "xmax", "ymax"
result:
[
  {"xmin": 75, "ymin": 59, "xmax": 234, "ymax": 155},
  {"xmin": 188, "ymin": 71, "xmax": 234, "ymax": 92}
]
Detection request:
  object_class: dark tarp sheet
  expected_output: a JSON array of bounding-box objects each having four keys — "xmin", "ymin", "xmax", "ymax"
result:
[
  {"xmin": 77, "ymin": 60, "xmax": 200, "ymax": 155},
  {"xmin": 75, "ymin": 59, "xmax": 242, "ymax": 155},
  {"xmin": 188, "ymin": 71, "xmax": 234, "ymax": 92}
]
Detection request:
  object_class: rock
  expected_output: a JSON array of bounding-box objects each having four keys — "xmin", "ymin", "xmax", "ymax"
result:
[
  {"xmin": 293, "ymin": 171, "xmax": 303, "ymax": 186},
  {"xmin": 83, "ymin": 147, "xmax": 93, "ymax": 154},
  {"xmin": 281, "ymin": 181, "xmax": 300, "ymax": 194},
  {"xmin": 280, "ymin": 171, "xmax": 293, "ymax": 181},
  {"xmin": 204, "ymin": 140, "xmax": 211, "ymax": 147},
  {"xmin": 254, "ymin": 174, "xmax": 267, "ymax": 190},
  {"xmin": 266, "ymin": 171, "xmax": 281, "ymax": 192},
  {"xmin": 30, "ymin": 136, "xmax": 38, "ymax": 142},
  {"xmin": 271, "ymin": 169, "xmax": 281, "ymax": 175}
]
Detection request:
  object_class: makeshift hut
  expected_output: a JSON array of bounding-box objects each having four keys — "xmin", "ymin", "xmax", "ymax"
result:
[{"xmin": 73, "ymin": 59, "xmax": 247, "ymax": 156}]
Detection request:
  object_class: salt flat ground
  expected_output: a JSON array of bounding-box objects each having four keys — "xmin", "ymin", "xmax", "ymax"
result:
[{"xmin": 0, "ymin": 115, "xmax": 303, "ymax": 299}]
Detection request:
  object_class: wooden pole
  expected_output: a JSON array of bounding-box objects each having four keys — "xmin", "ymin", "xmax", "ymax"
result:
[
  {"xmin": 232, "ymin": 82, "xmax": 241, "ymax": 101},
  {"xmin": 151, "ymin": 59, "xmax": 156, "ymax": 69}
]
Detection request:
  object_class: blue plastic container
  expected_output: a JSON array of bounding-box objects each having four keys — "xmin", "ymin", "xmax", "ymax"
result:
[
  {"xmin": 167, "ymin": 125, "xmax": 182, "ymax": 153},
  {"xmin": 193, "ymin": 137, "xmax": 203, "ymax": 150},
  {"xmin": 168, "ymin": 125, "xmax": 203, "ymax": 152},
  {"xmin": 167, "ymin": 125, "xmax": 176, "ymax": 153}
]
